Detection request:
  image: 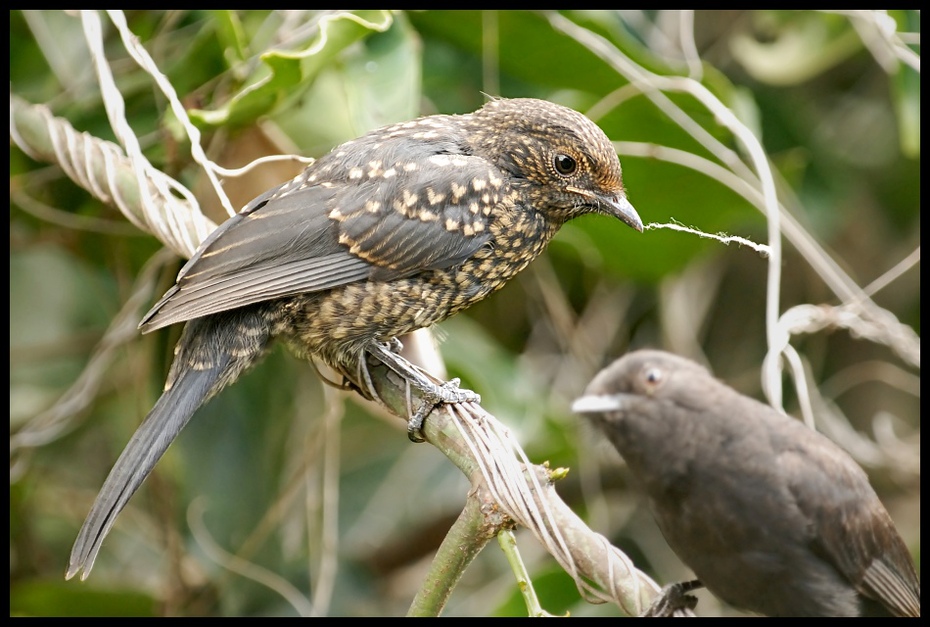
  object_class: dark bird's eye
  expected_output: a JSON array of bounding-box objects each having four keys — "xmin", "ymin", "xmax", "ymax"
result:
[
  {"xmin": 643, "ymin": 367, "xmax": 664, "ymax": 390},
  {"xmin": 553, "ymin": 153, "xmax": 577, "ymax": 176}
]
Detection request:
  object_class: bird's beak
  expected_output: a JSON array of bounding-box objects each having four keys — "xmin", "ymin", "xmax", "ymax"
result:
[
  {"xmin": 569, "ymin": 185, "xmax": 643, "ymax": 232},
  {"xmin": 572, "ymin": 393, "xmax": 633, "ymax": 414},
  {"xmin": 599, "ymin": 192, "xmax": 643, "ymax": 233}
]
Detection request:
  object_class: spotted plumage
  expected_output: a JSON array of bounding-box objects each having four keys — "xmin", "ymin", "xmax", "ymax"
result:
[{"xmin": 67, "ymin": 98, "xmax": 642, "ymax": 580}]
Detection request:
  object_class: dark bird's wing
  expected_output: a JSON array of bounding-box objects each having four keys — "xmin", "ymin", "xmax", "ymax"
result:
[
  {"xmin": 778, "ymin": 431, "xmax": 921, "ymax": 617},
  {"xmin": 141, "ymin": 153, "xmax": 503, "ymax": 332}
]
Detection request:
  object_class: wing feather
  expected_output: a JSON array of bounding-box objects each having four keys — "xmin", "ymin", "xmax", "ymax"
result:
[
  {"xmin": 778, "ymin": 425, "xmax": 920, "ymax": 616},
  {"xmin": 142, "ymin": 141, "xmax": 506, "ymax": 331}
]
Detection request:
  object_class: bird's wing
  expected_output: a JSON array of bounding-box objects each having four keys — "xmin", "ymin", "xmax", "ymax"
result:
[
  {"xmin": 778, "ymin": 428, "xmax": 920, "ymax": 617},
  {"xmin": 141, "ymin": 153, "xmax": 503, "ymax": 332}
]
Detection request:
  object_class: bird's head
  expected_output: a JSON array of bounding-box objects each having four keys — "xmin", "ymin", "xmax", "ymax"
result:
[
  {"xmin": 467, "ymin": 98, "xmax": 642, "ymax": 232},
  {"xmin": 573, "ymin": 350, "xmax": 716, "ymax": 418}
]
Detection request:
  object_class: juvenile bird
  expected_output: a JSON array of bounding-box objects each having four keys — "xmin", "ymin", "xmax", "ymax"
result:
[
  {"xmin": 67, "ymin": 98, "xmax": 643, "ymax": 580},
  {"xmin": 573, "ymin": 349, "xmax": 920, "ymax": 617}
]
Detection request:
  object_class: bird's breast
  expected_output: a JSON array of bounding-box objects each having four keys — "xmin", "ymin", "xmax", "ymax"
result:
[{"xmin": 282, "ymin": 205, "xmax": 557, "ymax": 370}]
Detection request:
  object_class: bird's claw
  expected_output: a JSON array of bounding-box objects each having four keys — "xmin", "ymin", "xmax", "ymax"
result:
[
  {"xmin": 363, "ymin": 341, "xmax": 480, "ymax": 442},
  {"xmin": 437, "ymin": 378, "xmax": 481, "ymax": 405},
  {"xmin": 643, "ymin": 580, "xmax": 702, "ymax": 617},
  {"xmin": 406, "ymin": 378, "xmax": 481, "ymax": 442}
]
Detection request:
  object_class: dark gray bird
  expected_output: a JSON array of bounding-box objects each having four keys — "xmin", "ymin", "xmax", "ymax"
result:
[
  {"xmin": 573, "ymin": 349, "xmax": 920, "ymax": 617},
  {"xmin": 66, "ymin": 98, "xmax": 643, "ymax": 581}
]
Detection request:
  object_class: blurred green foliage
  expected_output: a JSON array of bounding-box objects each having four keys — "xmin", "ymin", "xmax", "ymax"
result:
[{"xmin": 10, "ymin": 10, "xmax": 919, "ymax": 616}]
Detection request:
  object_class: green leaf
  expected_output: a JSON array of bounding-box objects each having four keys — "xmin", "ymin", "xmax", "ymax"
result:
[
  {"xmin": 274, "ymin": 12, "xmax": 422, "ymax": 151},
  {"xmin": 211, "ymin": 10, "xmax": 249, "ymax": 67},
  {"xmin": 189, "ymin": 10, "xmax": 394, "ymax": 129}
]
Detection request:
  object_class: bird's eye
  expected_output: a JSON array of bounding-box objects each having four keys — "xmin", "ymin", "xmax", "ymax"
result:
[
  {"xmin": 553, "ymin": 153, "xmax": 577, "ymax": 176},
  {"xmin": 642, "ymin": 366, "xmax": 664, "ymax": 390}
]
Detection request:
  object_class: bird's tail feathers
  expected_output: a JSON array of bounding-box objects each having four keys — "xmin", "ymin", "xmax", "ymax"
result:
[{"xmin": 66, "ymin": 360, "xmax": 225, "ymax": 581}]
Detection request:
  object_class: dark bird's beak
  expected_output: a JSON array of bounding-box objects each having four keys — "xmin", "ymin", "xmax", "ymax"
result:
[{"xmin": 572, "ymin": 393, "xmax": 633, "ymax": 414}]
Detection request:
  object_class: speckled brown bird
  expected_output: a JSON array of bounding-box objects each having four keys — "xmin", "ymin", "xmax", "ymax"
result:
[
  {"xmin": 67, "ymin": 98, "xmax": 643, "ymax": 580},
  {"xmin": 573, "ymin": 350, "xmax": 920, "ymax": 617}
]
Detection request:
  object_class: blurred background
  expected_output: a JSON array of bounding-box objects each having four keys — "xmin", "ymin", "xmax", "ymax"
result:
[{"xmin": 10, "ymin": 10, "xmax": 919, "ymax": 616}]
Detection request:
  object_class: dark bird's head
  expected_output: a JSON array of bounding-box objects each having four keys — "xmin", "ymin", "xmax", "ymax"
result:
[
  {"xmin": 571, "ymin": 350, "xmax": 731, "ymax": 478},
  {"xmin": 465, "ymin": 98, "xmax": 642, "ymax": 231},
  {"xmin": 572, "ymin": 350, "xmax": 717, "ymax": 433}
]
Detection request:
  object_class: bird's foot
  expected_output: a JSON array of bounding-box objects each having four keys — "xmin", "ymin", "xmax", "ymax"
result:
[
  {"xmin": 308, "ymin": 358, "xmax": 358, "ymax": 393},
  {"xmin": 406, "ymin": 377, "xmax": 480, "ymax": 442},
  {"xmin": 643, "ymin": 579, "xmax": 702, "ymax": 617},
  {"xmin": 364, "ymin": 341, "xmax": 480, "ymax": 442},
  {"xmin": 384, "ymin": 337, "xmax": 405, "ymax": 353}
]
